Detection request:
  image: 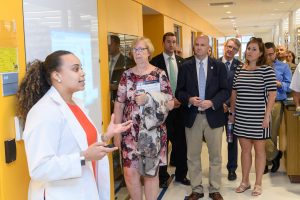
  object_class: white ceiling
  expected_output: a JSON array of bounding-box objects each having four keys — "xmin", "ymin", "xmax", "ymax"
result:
[{"xmin": 180, "ymin": 0, "xmax": 300, "ymax": 36}]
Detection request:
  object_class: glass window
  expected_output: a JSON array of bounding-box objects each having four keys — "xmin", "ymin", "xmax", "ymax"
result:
[
  {"xmin": 107, "ymin": 32, "xmax": 138, "ymax": 194},
  {"xmin": 23, "ymin": 0, "xmax": 102, "ymax": 130},
  {"xmin": 174, "ymin": 24, "xmax": 182, "ymax": 47}
]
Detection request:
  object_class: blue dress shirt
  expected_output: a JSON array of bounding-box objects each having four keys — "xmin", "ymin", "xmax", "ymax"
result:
[{"xmin": 273, "ymin": 59, "xmax": 292, "ymax": 101}]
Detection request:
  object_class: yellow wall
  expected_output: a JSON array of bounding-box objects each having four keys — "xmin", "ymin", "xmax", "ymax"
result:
[
  {"xmin": 106, "ymin": 0, "xmax": 143, "ymax": 36},
  {"xmin": 140, "ymin": 0, "xmax": 223, "ymax": 37},
  {"xmin": 0, "ymin": 0, "xmax": 30, "ymax": 199},
  {"xmin": 163, "ymin": 16, "xmax": 197, "ymax": 58},
  {"xmin": 143, "ymin": 14, "xmax": 164, "ymax": 56},
  {"xmin": 98, "ymin": 0, "xmax": 117, "ymax": 199},
  {"xmin": 106, "ymin": 0, "xmax": 224, "ymax": 57}
]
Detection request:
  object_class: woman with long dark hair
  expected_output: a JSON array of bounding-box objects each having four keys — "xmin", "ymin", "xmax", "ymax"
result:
[
  {"xmin": 17, "ymin": 50, "xmax": 132, "ymax": 200},
  {"xmin": 229, "ymin": 38, "xmax": 276, "ymax": 196}
]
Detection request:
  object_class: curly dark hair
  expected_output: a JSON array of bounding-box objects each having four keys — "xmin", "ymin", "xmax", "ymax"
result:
[{"xmin": 16, "ymin": 50, "xmax": 73, "ymax": 123}]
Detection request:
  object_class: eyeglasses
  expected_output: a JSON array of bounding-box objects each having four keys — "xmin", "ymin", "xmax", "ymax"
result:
[
  {"xmin": 132, "ymin": 47, "xmax": 148, "ymax": 53},
  {"xmin": 226, "ymin": 45, "xmax": 239, "ymax": 52}
]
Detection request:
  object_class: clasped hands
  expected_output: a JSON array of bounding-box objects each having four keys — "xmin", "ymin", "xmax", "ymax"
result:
[
  {"xmin": 135, "ymin": 91, "xmax": 174, "ymax": 110},
  {"xmin": 189, "ymin": 96, "xmax": 213, "ymax": 110}
]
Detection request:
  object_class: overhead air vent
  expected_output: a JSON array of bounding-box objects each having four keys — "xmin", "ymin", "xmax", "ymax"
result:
[
  {"xmin": 221, "ymin": 16, "xmax": 236, "ymax": 20},
  {"xmin": 208, "ymin": 2, "xmax": 235, "ymax": 6}
]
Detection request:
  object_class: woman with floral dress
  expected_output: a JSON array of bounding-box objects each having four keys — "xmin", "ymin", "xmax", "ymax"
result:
[{"xmin": 114, "ymin": 37, "xmax": 174, "ymax": 200}]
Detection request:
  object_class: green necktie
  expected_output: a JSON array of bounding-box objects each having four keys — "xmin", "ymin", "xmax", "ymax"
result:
[{"xmin": 168, "ymin": 56, "xmax": 176, "ymax": 95}]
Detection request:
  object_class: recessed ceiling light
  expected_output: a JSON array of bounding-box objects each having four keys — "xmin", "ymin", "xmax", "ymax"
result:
[
  {"xmin": 279, "ymin": 1, "xmax": 285, "ymax": 3},
  {"xmin": 223, "ymin": 5, "xmax": 229, "ymax": 8},
  {"xmin": 226, "ymin": 11, "xmax": 232, "ymax": 14},
  {"xmin": 221, "ymin": 16, "xmax": 236, "ymax": 20}
]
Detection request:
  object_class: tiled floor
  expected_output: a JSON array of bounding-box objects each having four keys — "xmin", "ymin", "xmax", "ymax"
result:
[
  {"xmin": 162, "ymin": 133, "xmax": 300, "ymax": 200},
  {"xmin": 116, "ymin": 133, "xmax": 300, "ymax": 200}
]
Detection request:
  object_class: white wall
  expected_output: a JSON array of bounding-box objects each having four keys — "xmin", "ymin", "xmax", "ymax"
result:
[{"xmin": 254, "ymin": 31, "xmax": 273, "ymax": 44}]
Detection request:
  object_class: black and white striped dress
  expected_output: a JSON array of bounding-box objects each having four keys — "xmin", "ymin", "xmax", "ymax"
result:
[{"xmin": 232, "ymin": 65, "xmax": 277, "ymax": 139}]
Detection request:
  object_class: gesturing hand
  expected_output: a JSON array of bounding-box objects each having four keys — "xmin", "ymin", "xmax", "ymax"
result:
[
  {"xmin": 106, "ymin": 114, "xmax": 133, "ymax": 138},
  {"xmin": 83, "ymin": 142, "xmax": 118, "ymax": 161}
]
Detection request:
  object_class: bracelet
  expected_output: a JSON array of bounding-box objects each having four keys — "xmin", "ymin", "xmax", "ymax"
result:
[{"xmin": 101, "ymin": 135, "xmax": 109, "ymax": 142}]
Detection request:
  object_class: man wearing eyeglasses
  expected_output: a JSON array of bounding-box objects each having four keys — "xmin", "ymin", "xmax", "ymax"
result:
[
  {"xmin": 150, "ymin": 32, "xmax": 190, "ymax": 188},
  {"xmin": 218, "ymin": 38, "xmax": 242, "ymax": 181}
]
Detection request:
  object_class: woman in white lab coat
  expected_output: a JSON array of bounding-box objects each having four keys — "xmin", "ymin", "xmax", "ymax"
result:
[{"xmin": 16, "ymin": 50, "xmax": 132, "ymax": 200}]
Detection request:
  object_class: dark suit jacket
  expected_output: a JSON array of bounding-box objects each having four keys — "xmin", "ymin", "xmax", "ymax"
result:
[
  {"xmin": 150, "ymin": 53, "xmax": 185, "ymax": 130},
  {"xmin": 218, "ymin": 57, "xmax": 242, "ymax": 106},
  {"xmin": 111, "ymin": 54, "xmax": 135, "ymax": 84},
  {"xmin": 176, "ymin": 56, "xmax": 229, "ymax": 128},
  {"xmin": 150, "ymin": 53, "xmax": 184, "ymax": 80}
]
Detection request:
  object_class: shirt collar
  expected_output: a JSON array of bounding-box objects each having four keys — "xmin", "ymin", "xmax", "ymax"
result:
[
  {"xmin": 195, "ymin": 55, "xmax": 208, "ymax": 66},
  {"xmin": 163, "ymin": 52, "xmax": 175, "ymax": 60},
  {"xmin": 222, "ymin": 56, "xmax": 233, "ymax": 65}
]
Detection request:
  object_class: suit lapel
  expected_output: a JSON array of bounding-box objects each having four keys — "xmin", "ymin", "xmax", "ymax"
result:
[
  {"xmin": 115, "ymin": 54, "xmax": 125, "ymax": 70},
  {"xmin": 206, "ymin": 57, "xmax": 214, "ymax": 89},
  {"xmin": 157, "ymin": 54, "xmax": 168, "ymax": 78},
  {"xmin": 175, "ymin": 55, "xmax": 182, "ymax": 69},
  {"xmin": 48, "ymin": 87, "xmax": 88, "ymax": 151},
  {"xmin": 231, "ymin": 58, "xmax": 240, "ymax": 71},
  {"xmin": 190, "ymin": 57, "xmax": 199, "ymax": 92}
]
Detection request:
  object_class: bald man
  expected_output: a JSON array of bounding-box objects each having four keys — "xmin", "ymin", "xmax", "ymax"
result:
[{"xmin": 176, "ymin": 35, "xmax": 228, "ymax": 200}]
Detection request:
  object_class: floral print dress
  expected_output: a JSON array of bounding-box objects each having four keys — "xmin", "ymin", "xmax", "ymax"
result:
[{"xmin": 116, "ymin": 67, "xmax": 172, "ymax": 169}]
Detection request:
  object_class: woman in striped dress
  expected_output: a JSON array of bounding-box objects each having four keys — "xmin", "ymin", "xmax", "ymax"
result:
[{"xmin": 229, "ymin": 37, "xmax": 277, "ymax": 196}]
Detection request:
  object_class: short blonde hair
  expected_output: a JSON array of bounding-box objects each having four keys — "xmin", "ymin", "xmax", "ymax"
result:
[{"xmin": 131, "ymin": 37, "xmax": 154, "ymax": 60}]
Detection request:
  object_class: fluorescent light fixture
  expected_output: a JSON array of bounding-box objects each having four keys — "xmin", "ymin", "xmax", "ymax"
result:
[{"xmin": 208, "ymin": 2, "xmax": 235, "ymax": 7}]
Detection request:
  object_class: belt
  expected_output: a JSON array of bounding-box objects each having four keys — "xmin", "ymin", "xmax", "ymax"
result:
[{"xmin": 197, "ymin": 110, "xmax": 206, "ymax": 114}]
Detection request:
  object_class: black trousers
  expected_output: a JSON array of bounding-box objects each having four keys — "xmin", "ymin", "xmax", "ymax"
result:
[
  {"xmin": 159, "ymin": 107, "xmax": 188, "ymax": 181},
  {"xmin": 225, "ymin": 113, "xmax": 238, "ymax": 172}
]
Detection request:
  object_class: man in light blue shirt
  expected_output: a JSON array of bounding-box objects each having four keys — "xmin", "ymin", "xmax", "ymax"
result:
[{"xmin": 265, "ymin": 42, "xmax": 292, "ymax": 173}]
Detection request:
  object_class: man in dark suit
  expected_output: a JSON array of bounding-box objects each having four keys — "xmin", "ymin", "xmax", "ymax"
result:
[
  {"xmin": 218, "ymin": 38, "xmax": 242, "ymax": 181},
  {"xmin": 109, "ymin": 35, "xmax": 134, "ymax": 110},
  {"xmin": 150, "ymin": 32, "xmax": 190, "ymax": 188},
  {"xmin": 176, "ymin": 35, "xmax": 228, "ymax": 200}
]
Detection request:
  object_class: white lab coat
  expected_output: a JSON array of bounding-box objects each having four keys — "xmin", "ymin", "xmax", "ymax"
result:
[{"xmin": 23, "ymin": 86, "xmax": 110, "ymax": 200}]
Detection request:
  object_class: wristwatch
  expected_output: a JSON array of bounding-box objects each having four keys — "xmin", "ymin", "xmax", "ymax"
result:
[{"xmin": 80, "ymin": 153, "xmax": 85, "ymax": 166}]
